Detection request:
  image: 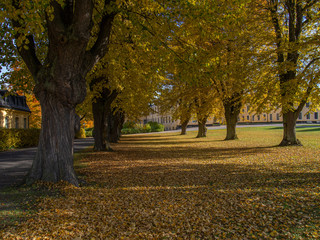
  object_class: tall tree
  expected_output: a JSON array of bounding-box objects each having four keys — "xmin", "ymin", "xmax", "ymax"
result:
[
  {"xmin": 265, "ymin": 0, "xmax": 320, "ymax": 146},
  {"xmin": 1, "ymin": 1, "xmax": 118, "ymax": 186},
  {"xmin": 162, "ymin": 0, "xmax": 267, "ymax": 140},
  {"xmin": 86, "ymin": 3, "xmax": 167, "ymax": 151}
]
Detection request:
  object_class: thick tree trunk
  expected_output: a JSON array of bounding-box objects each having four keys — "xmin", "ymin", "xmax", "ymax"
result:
[
  {"xmin": 180, "ymin": 119, "xmax": 189, "ymax": 135},
  {"xmin": 197, "ymin": 118, "xmax": 207, "ymax": 138},
  {"xmin": 223, "ymin": 98, "xmax": 241, "ymax": 140},
  {"xmin": 91, "ymin": 80, "xmax": 118, "ymax": 151},
  {"xmin": 279, "ymin": 111, "xmax": 302, "ymax": 146},
  {"xmin": 108, "ymin": 110, "xmax": 124, "ymax": 143},
  {"xmin": 92, "ymin": 98, "xmax": 112, "ymax": 151},
  {"xmin": 27, "ymin": 96, "xmax": 79, "ymax": 186},
  {"xmin": 11, "ymin": 1, "xmax": 116, "ymax": 187}
]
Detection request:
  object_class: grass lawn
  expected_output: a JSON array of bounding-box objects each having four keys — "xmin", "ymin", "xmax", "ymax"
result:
[{"xmin": 1, "ymin": 126, "xmax": 320, "ymax": 239}]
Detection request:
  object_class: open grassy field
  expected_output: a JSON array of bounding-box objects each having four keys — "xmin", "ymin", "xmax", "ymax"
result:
[{"xmin": 1, "ymin": 126, "xmax": 320, "ymax": 239}]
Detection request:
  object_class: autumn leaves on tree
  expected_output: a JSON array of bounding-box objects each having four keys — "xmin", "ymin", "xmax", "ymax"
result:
[{"xmin": 1, "ymin": 0, "xmax": 320, "ymax": 186}]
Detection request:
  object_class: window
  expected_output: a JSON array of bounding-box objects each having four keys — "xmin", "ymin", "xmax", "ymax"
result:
[
  {"xmin": 315, "ymin": 112, "xmax": 318, "ymax": 120},
  {"xmin": 24, "ymin": 118, "xmax": 27, "ymax": 129},
  {"xmin": 258, "ymin": 115, "xmax": 260, "ymax": 121},
  {"xmin": 299, "ymin": 112, "xmax": 302, "ymax": 120},
  {"xmin": 252, "ymin": 115, "xmax": 255, "ymax": 121},
  {"xmin": 270, "ymin": 114, "xmax": 272, "ymax": 121},
  {"xmin": 247, "ymin": 106, "xmax": 250, "ymax": 112},
  {"xmin": 306, "ymin": 102, "xmax": 310, "ymax": 108},
  {"xmin": 307, "ymin": 113, "xmax": 310, "ymax": 120},
  {"xmin": 247, "ymin": 115, "xmax": 249, "ymax": 120},
  {"xmin": 277, "ymin": 113, "xmax": 280, "ymax": 120},
  {"xmin": 5, "ymin": 116, "xmax": 9, "ymax": 128},
  {"xmin": 15, "ymin": 117, "xmax": 19, "ymax": 129}
]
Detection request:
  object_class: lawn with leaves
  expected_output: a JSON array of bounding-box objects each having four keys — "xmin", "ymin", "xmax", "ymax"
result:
[{"xmin": 1, "ymin": 126, "xmax": 320, "ymax": 239}]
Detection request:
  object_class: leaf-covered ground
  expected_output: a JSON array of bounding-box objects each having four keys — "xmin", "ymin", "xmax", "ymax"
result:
[{"xmin": 1, "ymin": 126, "xmax": 320, "ymax": 239}]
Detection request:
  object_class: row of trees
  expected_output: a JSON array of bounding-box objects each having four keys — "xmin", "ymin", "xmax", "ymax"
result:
[
  {"xmin": 0, "ymin": 0, "xmax": 319, "ymax": 186},
  {"xmin": 158, "ymin": 0, "xmax": 320, "ymax": 144}
]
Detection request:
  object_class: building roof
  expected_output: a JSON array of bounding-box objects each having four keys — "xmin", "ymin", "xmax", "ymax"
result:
[{"xmin": 0, "ymin": 90, "xmax": 31, "ymax": 113}]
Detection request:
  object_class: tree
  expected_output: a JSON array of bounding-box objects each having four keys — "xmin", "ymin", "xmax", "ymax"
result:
[
  {"xmin": 265, "ymin": 0, "xmax": 320, "ymax": 146},
  {"xmin": 1, "ymin": 1, "xmax": 118, "ymax": 186},
  {"xmin": 161, "ymin": 0, "xmax": 267, "ymax": 140},
  {"xmin": 86, "ymin": 3, "xmax": 168, "ymax": 151}
]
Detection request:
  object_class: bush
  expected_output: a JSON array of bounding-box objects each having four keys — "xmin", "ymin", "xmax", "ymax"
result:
[
  {"xmin": 123, "ymin": 121, "xmax": 136, "ymax": 129},
  {"xmin": 121, "ymin": 122, "xmax": 152, "ymax": 134},
  {"xmin": 121, "ymin": 128, "xmax": 140, "ymax": 134},
  {"xmin": 85, "ymin": 128, "xmax": 93, "ymax": 137},
  {"xmin": 75, "ymin": 128, "xmax": 86, "ymax": 139},
  {"xmin": 143, "ymin": 123, "xmax": 152, "ymax": 133},
  {"xmin": 0, "ymin": 128, "xmax": 40, "ymax": 151},
  {"xmin": 148, "ymin": 121, "xmax": 165, "ymax": 132}
]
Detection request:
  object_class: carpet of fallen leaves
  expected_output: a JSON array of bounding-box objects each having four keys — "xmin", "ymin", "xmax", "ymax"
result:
[{"xmin": 1, "ymin": 127, "xmax": 320, "ymax": 239}]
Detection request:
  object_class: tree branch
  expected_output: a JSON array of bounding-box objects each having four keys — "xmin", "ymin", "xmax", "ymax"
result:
[
  {"xmin": 268, "ymin": 0, "xmax": 284, "ymax": 63},
  {"xmin": 83, "ymin": 0, "xmax": 117, "ymax": 74},
  {"xmin": 73, "ymin": 0, "xmax": 94, "ymax": 42},
  {"xmin": 11, "ymin": 0, "xmax": 42, "ymax": 78},
  {"xmin": 302, "ymin": 0, "xmax": 319, "ymax": 12},
  {"xmin": 296, "ymin": 57, "xmax": 320, "ymax": 79}
]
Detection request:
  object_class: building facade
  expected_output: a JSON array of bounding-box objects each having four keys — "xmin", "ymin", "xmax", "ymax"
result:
[
  {"xmin": 0, "ymin": 90, "xmax": 31, "ymax": 129},
  {"xmin": 239, "ymin": 104, "xmax": 320, "ymax": 124},
  {"xmin": 140, "ymin": 104, "xmax": 320, "ymax": 131}
]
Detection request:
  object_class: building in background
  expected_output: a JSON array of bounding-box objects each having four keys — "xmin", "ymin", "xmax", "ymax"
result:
[
  {"xmin": 140, "ymin": 104, "xmax": 320, "ymax": 131},
  {"xmin": 239, "ymin": 104, "xmax": 320, "ymax": 124},
  {"xmin": 0, "ymin": 90, "xmax": 31, "ymax": 129}
]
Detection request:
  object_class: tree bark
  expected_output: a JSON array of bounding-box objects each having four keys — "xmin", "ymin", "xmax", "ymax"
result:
[
  {"xmin": 279, "ymin": 111, "xmax": 302, "ymax": 146},
  {"xmin": 223, "ymin": 99, "xmax": 241, "ymax": 140},
  {"xmin": 109, "ymin": 110, "xmax": 124, "ymax": 143},
  {"xmin": 180, "ymin": 119, "xmax": 189, "ymax": 135},
  {"xmin": 92, "ymin": 97, "xmax": 112, "ymax": 151},
  {"xmin": 27, "ymin": 95, "xmax": 78, "ymax": 186},
  {"xmin": 91, "ymin": 79, "xmax": 118, "ymax": 151},
  {"xmin": 197, "ymin": 118, "xmax": 207, "ymax": 138}
]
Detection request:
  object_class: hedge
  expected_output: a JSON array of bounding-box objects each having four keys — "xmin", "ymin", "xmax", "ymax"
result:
[
  {"xmin": 121, "ymin": 122, "xmax": 164, "ymax": 134},
  {"xmin": 0, "ymin": 128, "xmax": 40, "ymax": 151},
  {"xmin": 147, "ymin": 121, "xmax": 165, "ymax": 132}
]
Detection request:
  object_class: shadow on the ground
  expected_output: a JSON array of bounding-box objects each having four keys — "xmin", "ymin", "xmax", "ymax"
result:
[{"xmin": 0, "ymin": 186, "xmax": 62, "ymax": 230}]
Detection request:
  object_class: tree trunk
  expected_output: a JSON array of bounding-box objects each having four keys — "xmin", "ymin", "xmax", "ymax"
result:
[
  {"xmin": 180, "ymin": 119, "xmax": 189, "ymax": 135},
  {"xmin": 91, "ymin": 80, "xmax": 118, "ymax": 151},
  {"xmin": 279, "ymin": 111, "xmax": 302, "ymax": 146},
  {"xmin": 109, "ymin": 110, "xmax": 124, "ymax": 143},
  {"xmin": 27, "ymin": 96, "xmax": 79, "ymax": 186},
  {"xmin": 223, "ymin": 97, "xmax": 241, "ymax": 140},
  {"xmin": 92, "ymin": 97, "xmax": 112, "ymax": 151},
  {"xmin": 197, "ymin": 118, "xmax": 207, "ymax": 138},
  {"xmin": 10, "ymin": 1, "xmax": 116, "ymax": 187}
]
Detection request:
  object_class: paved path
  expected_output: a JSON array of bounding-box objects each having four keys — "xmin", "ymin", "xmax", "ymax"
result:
[{"xmin": 0, "ymin": 138, "xmax": 94, "ymax": 189}]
